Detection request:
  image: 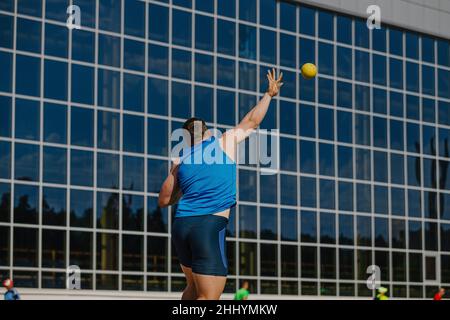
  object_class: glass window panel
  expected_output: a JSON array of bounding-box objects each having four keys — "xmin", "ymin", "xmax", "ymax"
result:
[
  {"xmin": 390, "ymin": 58, "xmax": 404, "ymax": 89},
  {"xmin": 148, "ymin": 78, "xmax": 168, "ymax": 116},
  {"xmin": 355, "ymin": 51, "xmax": 369, "ymax": 83},
  {"xmin": 124, "ymin": 0, "xmax": 145, "ymax": 37},
  {"xmin": 124, "ymin": 39, "xmax": 145, "ymax": 72},
  {"xmin": 355, "ymin": 19, "xmax": 369, "ymax": 48},
  {"xmin": 372, "ymin": 54, "xmax": 387, "ymax": 86},
  {"xmin": 337, "ymin": 16, "xmax": 352, "ymax": 44},
  {"xmin": 217, "ymin": 19, "xmax": 235, "ymax": 56},
  {"xmin": 98, "ymin": 34, "xmax": 121, "ymax": 67},
  {"xmin": 0, "ymin": 13, "xmax": 13, "ymax": 48},
  {"xmin": 195, "ymin": 53, "xmax": 214, "ymax": 84},
  {"xmin": 422, "ymin": 36, "xmax": 435, "ymax": 63},
  {"xmin": 301, "ymin": 246, "xmax": 317, "ymax": 278},
  {"xmin": 300, "ymin": 38, "xmax": 316, "ymax": 69},
  {"xmin": 16, "ymin": 55, "xmax": 41, "ymax": 97},
  {"xmin": 318, "ymin": 78, "xmax": 334, "ymax": 105},
  {"xmin": 301, "ymin": 177, "xmax": 316, "ymax": 208},
  {"xmin": 0, "ymin": 141, "xmax": 11, "ymax": 179},
  {"xmin": 301, "ymin": 211, "xmax": 316, "ymax": 243},
  {"xmin": 391, "ymin": 153, "xmax": 405, "ymax": 184},
  {"xmin": 172, "ymin": 9, "xmax": 191, "ymax": 47},
  {"xmin": 392, "ymin": 219, "xmax": 406, "ymax": 248},
  {"xmin": 73, "ymin": 0, "xmax": 95, "ymax": 28},
  {"xmin": 0, "ymin": 52, "xmax": 12, "ymax": 93},
  {"xmin": 70, "ymin": 189, "xmax": 93, "ymax": 228},
  {"xmin": 147, "ymin": 196, "xmax": 168, "ymax": 233},
  {"xmin": 43, "ymin": 146, "xmax": 66, "ymax": 184},
  {"xmin": 217, "ymin": 90, "xmax": 235, "ymax": 126},
  {"xmin": 239, "ymin": 0, "xmax": 256, "ymax": 22},
  {"xmin": 13, "ymin": 227, "xmax": 38, "ymax": 267},
  {"xmin": 71, "ymin": 107, "xmax": 93, "ymax": 147},
  {"xmin": 149, "ymin": 4, "xmax": 169, "ymax": 42},
  {"xmin": 374, "ymin": 186, "xmax": 388, "ymax": 214},
  {"xmin": 14, "ymin": 184, "xmax": 39, "ymax": 224},
  {"xmin": 375, "ymin": 218, "xmax": 389, "ymax": 247},
  {"xmin": 71, "ymin": 64, "xmax": 94, "ymax": 104},
  {"xmin": 374, "ymin": 151, "xmax": 388, "ymax": 183},
  {"xmin": 0, "ymin": 183, "xmax": 10, "ymax": 222},
  {"xmin": 123, "ymin": 156, "xmax": 144, "ymax": 192},
  {"xmin": 218, "ymin": 0, "xmax": 234, "ymax": 17},
  {"xmin": 172, "ymin": 48, "xmax": 191, "ymax": 80},
  {"xmin": 406, "ymin": 32, "xmax": 419, "ymax": 60},
  {"xmin": 123, "ymin": 114, "xmax": 144, "ymax": 153},
  {"xmin": 260, "ymin": 207, "xmax": 277, "ymax": 240},
  {"xmin": 96, "ymin": 233, "xmax": 118, "ymax": 270},
  {"xmin": 99, "ymin": 0, "xmax": 121, "ymax": 33},
  {"xmin": 17, "ymin": 18, "xmax": 41, "ymax": 53},
  {"xmin": 406, "ymin": 95, "xmax": 420, "ymax": 121},
  {"xmin": 300, "ymin": 140, "xmax": 316, "ymax": 174},
  {"xmin": 98, "ymin": 69, "xmax": 120, "ymax": 109},
  {"xmin": 42, "ymin": 229, "xmax": 65, "ymax": 268},
  {"xmin": 97, "ymin": 193, "xmax": 119, "ymax": 230},
  {"xmin": 356, "ymin": 184, "xmax": 371, "ymax": 213},
  {"xmin": 320, "ymin": 212, "xmax": 336, "ymax": 243},
  {"xmin": 338, "ymin": 146, "xmax": 353, "ymax": 179},
  {"xmin": 70, "ymin": 150, "xmax": 93, "ymax": 187},
  {"xmin": 320, "ymin": 179, "xmax": 335, "ymax": 209},
  {"xmin": 280, "ymin": 34, "xmax": 296, "ymax": 68},
  {"xmin": 260, "ymin": 174, "xmax": 277, "ymax": 204},
  {"xmin": 44, "ymin": 59, "xmax": 67, "ymax": 101},
  {"xmin": 194, "ymin": 86, "xmax": 214, "ymax": 124},
  {"xmin": 122, "ymin": 234, "xmax": 144, "ymax": 271},
  {"xmin": 336, "ymin": 81, "xmax": 352, "ymax": 109},
  {"xmin": 148, "ymin": 159, "xmax": 167, "ymax": 193},
  {"xmin": 318, "ymin": 11, "xmax": 333, "ymax": 40},
  {"xmin": 339, "ymin": 214, "xmax": 354, "ymax": 245},
  {"xmin": 97, "ymin": 110, "xmax": 120, "ymax": 150},
  {"xmin": 15, "ymin": 143, "xmax": 39, "ymax": 182},
  {"xmin": 239, "ymin": 205, "xmax": 257, "ymax": 239},
  {"xmin": 15, "ymin": 99, "xmax": 40, "ymax": 141},
  {"xmin": 239, "ymin": 24, "xmax": 256, "ymax": 60},
  {"xmin": 147, "ymin": 236, "xmax": 168, "ymax": 272},
  {"xmin": 281, "ymin": 209, "xmax": 297, "ymax": 241},
  {"xmin": 43, "ymin": 103, "xmax": 66, "ymax": 144},
  {"xmin": 357, "ymin": 216, "xmax": 371, "ymax": 246},
  {"xmin": 123, "ymin": 73, "xmax": 144, "ymax": 112},
  {"xmin": 97, "ymin": 153, "xmax": 120, "ymax": 189},
  {"xmin": 148, "ymin": 44, "xmax": 168, "ymax": 76},
  {"xmin": 195, "ymin": 14, "xmax": 213, "ymax": 51},
  {"xmin": 45, "ymin": 23, "xmax": 68, "ymax": 58},
  {"xmin": 337, "ymin": 47, "xmax": 352, "ymax": 79},
  {"xmin": 260, "ymin": 29, "xmax": 276, "ymax": 65},
  {"xmin": 318, "ymin": 43, "xmax": 334, "ymax": 76}
]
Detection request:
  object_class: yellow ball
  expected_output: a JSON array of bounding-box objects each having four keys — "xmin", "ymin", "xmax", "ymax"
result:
[{"xmin": 301, "ymin": 63, "xmax": 317, "ymax": 79}]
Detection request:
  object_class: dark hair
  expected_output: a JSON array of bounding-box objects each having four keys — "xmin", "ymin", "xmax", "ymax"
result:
[{"xmin": 182, "ymin": 117, "xmax": 208, "ymax": 144}]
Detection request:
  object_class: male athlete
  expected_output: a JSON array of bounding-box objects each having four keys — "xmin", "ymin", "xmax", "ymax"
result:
[{"xmin": 158, "ymin": 69, "xmax": 283, "ymax": 300}]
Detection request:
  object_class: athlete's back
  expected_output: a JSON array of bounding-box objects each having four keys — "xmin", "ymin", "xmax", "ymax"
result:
[{"xmin": 175, "ymin": 136, "xmax": 236, "ymax": 218}]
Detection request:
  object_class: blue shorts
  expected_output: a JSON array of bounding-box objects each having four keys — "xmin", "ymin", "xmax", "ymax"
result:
[{"xmin": 172, "ymin": 214, "xmax": 228, "ymax": 277}]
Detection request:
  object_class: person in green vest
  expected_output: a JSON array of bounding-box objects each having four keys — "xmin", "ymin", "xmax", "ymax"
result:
[
  {"xmin": 234, "ymin": 281, "xmax": 250, "ymax": 301},
  {"xmin": 374, "ymin": 287, "xmax": 389, "ymax": 300}
]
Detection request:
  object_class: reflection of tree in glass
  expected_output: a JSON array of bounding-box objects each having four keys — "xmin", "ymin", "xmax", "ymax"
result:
[
  {"xmin": 98, "ymin": 193, "xmax": 119, "ymax": 230},
  {"xmin": 122, "ymin": 194, "xmax": 144, "ymax": 231},
  {"xmin": 42, "ymin": 197, "xmax": 65, "ymax": 226},
  {"xmin": 0, "ymin": 190, "xmax": 10, "ymax": 221},
  {"xmin": 14, "ymin": 195, "xmax": 37, "ymax": 223},
  {"xmin": 148, "ymin": 203, "xmax": 167, "ymax": 233}
]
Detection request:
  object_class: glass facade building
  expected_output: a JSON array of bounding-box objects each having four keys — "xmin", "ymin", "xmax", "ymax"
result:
[{"xmin": 0, "ymin": 0, "xmax": 450, "ymax": 298}]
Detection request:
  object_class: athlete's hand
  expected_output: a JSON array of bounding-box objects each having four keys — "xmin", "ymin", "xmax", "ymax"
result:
[
  {"xmin": 266, "ymin": 68, "xmax": 283, "ymax": 98},
  {"xmin": 170, "ymin": 157, "xmax": 180, "ymax": 173}
]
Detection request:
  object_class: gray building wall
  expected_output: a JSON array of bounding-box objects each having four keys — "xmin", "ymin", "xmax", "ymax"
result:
[{"xmin": 295, "ymin": 0, "xmax": 450, "ymax": 39}]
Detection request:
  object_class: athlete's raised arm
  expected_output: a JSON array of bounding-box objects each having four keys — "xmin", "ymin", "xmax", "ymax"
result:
[
  {"xmin": 220, "ymin": 68, "xmax": 283, "ymax": 159},
  {"xmin": 158, "ymin": 160, "xmax": 182, "ymax": 208}
]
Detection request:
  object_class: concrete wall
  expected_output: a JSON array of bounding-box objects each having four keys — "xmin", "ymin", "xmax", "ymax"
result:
[{"xmin": 296, "ymin": 0, "xmax": 450, "ymax": 39}]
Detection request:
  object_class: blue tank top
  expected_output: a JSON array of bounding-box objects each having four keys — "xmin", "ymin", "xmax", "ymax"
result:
[{"xmin": 175, "ymin": 136, "xmax": 236, "ymax": 218}]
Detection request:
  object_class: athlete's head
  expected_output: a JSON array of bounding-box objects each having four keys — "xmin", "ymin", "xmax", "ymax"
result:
[
  {"xmin": 182, "ymin": 117, "xmax": 209, "ymax": 146},
  {"xmin": 241, "ymin": 280, "xmax": 249, "ymax": 290},
  {"xmin": 2, "ymin": 278, "xmax": 13, "ymax": 290}
]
